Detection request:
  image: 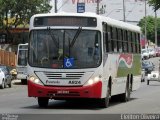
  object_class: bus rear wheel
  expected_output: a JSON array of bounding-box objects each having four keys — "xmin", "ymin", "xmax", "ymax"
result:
[
  {"xmin": 119, "ymin": 81, "xmax": 131, "ymax": 102},
  {"xmin": 38, "ymin": 97, "xmax": 49, "ymax": 108}
]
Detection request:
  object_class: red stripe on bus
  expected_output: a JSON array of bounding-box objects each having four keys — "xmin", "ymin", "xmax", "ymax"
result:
[{"xmin": 28, "ymin": 80, "xmax": 102, "ymax": 99}]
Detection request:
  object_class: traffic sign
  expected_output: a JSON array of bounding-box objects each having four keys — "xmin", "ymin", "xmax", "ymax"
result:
[
  {"xmin": 64, "ymin": 58, "xmax": 74, "ymax": 68},
  {"xmin": 77, "ymin": 3, "xmax": 85, "ymax": 13}
]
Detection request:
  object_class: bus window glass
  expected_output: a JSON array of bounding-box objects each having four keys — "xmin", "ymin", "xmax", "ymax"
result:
[
  {"xmin": 118, "ymin": 29, "xmax": 122, "ymax": 52},
  {"xmin": 138, "ymin": 33, "xmax": 141, "ymax": 53},
  {"xmin": 128, "ymin": 31, "xmax": 132, "ymax": 52},
  {"xmin": 107, "ymin": 26, "xmax": 112, "ymax": 52},
  {"xmin": 103, "ymin": 24, "xmax": 108, "ymax": 52},
  {"xmin": 29, "ymin": 29, "xmax": 101, "ymax": 68},
  {"xmin": 132, "ymin": 32, "xmax": 135, "ymax": 53},
  {"xmin": 123, "ymin": 30, "xmax": 128, "ymax": 52},
  {"xmin": 111, "ymin": 27, "xmax": 117, "ymax": 52},
  {"xmin": 17, "ymin": 49, "xmax": 28, "ymax": 66}
]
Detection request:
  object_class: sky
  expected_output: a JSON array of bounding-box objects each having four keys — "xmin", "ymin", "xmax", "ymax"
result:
[{"xmin": 50, "ymin": 0, "xmax": 160, "ymax": 25}]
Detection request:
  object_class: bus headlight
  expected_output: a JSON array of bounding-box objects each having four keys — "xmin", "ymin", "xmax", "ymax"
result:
[
  {"xmin": 28, "ymin": 76, "xmax": 43, "ymax": 85},
  {"xmin": 84, "ymin": 76, "xmax": 101, "ymax": 86}
]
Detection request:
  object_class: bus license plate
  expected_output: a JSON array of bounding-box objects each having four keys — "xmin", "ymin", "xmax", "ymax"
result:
[{"xmin": 57, "ymin": 90, "xmax": 69, "ymax": 94}]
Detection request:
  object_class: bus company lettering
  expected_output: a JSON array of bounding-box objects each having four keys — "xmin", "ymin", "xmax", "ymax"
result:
[
  {"xmin": 46, "ymin": 80, "xmax": 60, "ymax": 84},
  {"xmin": 72, "ymin": 0, "xmax": 102, "ymax": 4}
]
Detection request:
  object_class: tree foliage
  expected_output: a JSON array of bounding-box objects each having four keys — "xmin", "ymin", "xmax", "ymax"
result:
[
  {"xmin": 148, "ymin": 0, "xmax": 160, "ymax": 11},
  {"xmin": 138, "ymin": 15, "xmax": 160, "ymax": 43},
  {"xmin": 0, "ymin": 0, "xmax": 52, "ymax": 29}
]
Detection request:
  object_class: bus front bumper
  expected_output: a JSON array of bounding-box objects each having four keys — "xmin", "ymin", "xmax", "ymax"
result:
[{"xmin": 28, "ymin": 80, "xmax": 102, "ymax": 99}]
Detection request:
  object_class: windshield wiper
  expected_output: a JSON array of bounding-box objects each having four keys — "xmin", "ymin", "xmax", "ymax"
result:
[
  {"xmin": 47, "ymin": 27, "xmax": 58, "ymax": 48},
  {"xmin": 70, "ymin": 27, "xmax": 82, "ymax": 48}
]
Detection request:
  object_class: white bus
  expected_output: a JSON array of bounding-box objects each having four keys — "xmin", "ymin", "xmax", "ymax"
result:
[
  {"xmin": 16, "ymin": 43, "xmax": 28, "ymax": 84},
  {"xmin": 27, "ymin": 12, "xmax": 141, "ymax": 108}
]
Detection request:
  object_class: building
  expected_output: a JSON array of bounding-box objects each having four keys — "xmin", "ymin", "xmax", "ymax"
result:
[{"xmin": 51, "ymin": 0, "xmax": 160, "ymax": 25}]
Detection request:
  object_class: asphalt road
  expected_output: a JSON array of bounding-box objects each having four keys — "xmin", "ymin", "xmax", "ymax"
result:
[
  {"xmin": 0, "ymin": 79, "xmax": 160, "ymax": 114},
  {"xmin": 0, "ymin": 57, "xmax": 160, "ymax": 120}
]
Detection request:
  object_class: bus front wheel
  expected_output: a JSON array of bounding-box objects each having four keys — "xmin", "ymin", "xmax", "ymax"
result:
[
  {"xmin": 99, "ymin": 86, "xmax": 111, "ymax": 108},
  {"xmin": 38, "ymin": 97, "xmax": 49, "ymax": 108},
  {"xmin": 21, "ymin": 79, "xmax": 27, "ymax": 84}
]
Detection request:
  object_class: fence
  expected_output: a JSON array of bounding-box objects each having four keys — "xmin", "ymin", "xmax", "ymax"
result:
[{"xmin": 0, "ymin": 50, "xmax": 16, "ymax": 67}]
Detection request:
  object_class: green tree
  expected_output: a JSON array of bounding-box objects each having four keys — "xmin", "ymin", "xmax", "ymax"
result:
[
  {"xmin": 0, "ymin": 0, "xmax": 52, "ymax": 29},
  {"xmin": 148, "ymin": 0, "xmax": 160, "ymax": 11},
  {"xmin": 0, "ymin": 0, "xmax": 52, "ymax": 44},
  {"xmin": 138, "ymin": 15, "xmax": 160, "ymax": 43}
]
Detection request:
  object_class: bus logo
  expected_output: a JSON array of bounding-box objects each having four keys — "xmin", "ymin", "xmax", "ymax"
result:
[{"xmin": 118, "ymin": 54, "xmax": 133, "ymax": 68}]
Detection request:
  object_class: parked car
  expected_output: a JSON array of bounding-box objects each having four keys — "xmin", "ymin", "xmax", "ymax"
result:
[
  {"xmin": 142, "ymin": 60, "xmax": 155, "ymax": 75},
  {"xmin": 0, "ymin": 65, "xmax": 12, "ymax": 88},
  {"xmin": 148, "ymin": 48, "xmax": 156, "ymax": 58},
  {"xmin": 141, "ymin": 49, "xmax": 149, "ymax": 60},
  {"xmin": 155, "ymin": 47, "xmax": 160, "ymax": 57},
  {"xmin": 0, "ymin": 68, "xmax": 6, "ymax": 89}
]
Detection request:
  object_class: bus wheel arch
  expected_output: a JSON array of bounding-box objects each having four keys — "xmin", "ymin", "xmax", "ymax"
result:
[
  {"xmin": 108, "ymin": 76, "xmax": 112, "ymax": 96},
  {"xmin": 119, "ymin": 74, "xmax": 131, "ymax": 102},
  {"xmin": 99, "ymin": 76, "xmax": 112, "ymax": 108}
]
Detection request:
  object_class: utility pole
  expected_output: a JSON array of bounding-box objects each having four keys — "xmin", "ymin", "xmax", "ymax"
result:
[
  {"xmin": 123, "ymin": 0, "xmax": 126, "ymax": 22},
  {"xmin": 97, "ymin": 0, "xmax": 99, "ymax": 14},
  {"xmin": 55, "ymin": 0, "xmax": 57, "ymax": 13},
  {"xmin": 144, "ymin": 0, "xmax": 147, "ymax": 48},
  {"xmin": 155, "ymin": 10, "xmax": 157, "ymax": 46}
]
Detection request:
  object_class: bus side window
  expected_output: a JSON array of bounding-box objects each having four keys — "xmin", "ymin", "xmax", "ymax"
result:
[
  {"xmin": 103, "ymin": 32, "xmax": 106, "ymax": 53},
  {"xmin": 103, "ymin": 23, "xmax": 109, "ymax": 53},
  {"xmin": 118, "ymin": 28, "xmax": 122, "ymax": 53},
  {"xmin": 123, "ymin": 30, "xmax": 128, "ymax": 53},
  {"xmin": 107, "ymin": 25, "xmax": 112, "ymax": 52},
  {"xmin": 103, "ymin": 32, "xmax": 109, "ymax": 52},
  {"xmin": 138, "ymin": 33, "xmax": 141, "ymax": 53}
]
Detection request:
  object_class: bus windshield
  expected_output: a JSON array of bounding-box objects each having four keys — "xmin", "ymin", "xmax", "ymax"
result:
[
  {"xmin": 17, "ymin": 44, "xmax": 28, "ymax": 66},
  {"xmin": 29, "ymin": 29, "xmax": 101, "ymax": 68}
]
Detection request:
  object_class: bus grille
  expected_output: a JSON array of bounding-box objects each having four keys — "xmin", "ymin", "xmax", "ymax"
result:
[{"xmin": 44, "ymin": 72, "xmax": 85, "ymax": 80}]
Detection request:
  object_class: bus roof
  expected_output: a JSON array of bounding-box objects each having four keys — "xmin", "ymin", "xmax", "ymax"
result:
[{"xmin": 30, "ymin": 12, "xmax": 141, "ymax": 33}]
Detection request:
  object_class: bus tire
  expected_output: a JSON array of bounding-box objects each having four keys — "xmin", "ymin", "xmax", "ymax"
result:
[
  {"xmin": 99, "ymin": 86, "xmax": 111, "ymax": 108},
  {"xmin": 119, "ymin": 80, "xmax": 131, "ymax": 102},
  {"xmin": 8, "ymin": 82, "xmax": 12, "ymax": 88},
  {"xmin": 38, "ymin": 97, "xmax": 49, "ymax": 108},
  {"xmin": 147, "ymin": 80, "xmax": 149, "ymax": 85},
  {"xmin": 21, "ymin": 79, "xmax": 27, "ymax": 85}
]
